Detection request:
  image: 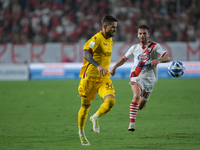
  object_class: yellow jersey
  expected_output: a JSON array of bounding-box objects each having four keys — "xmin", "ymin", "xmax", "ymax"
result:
[{"xmin": 79, "ymin": 31, "xmax": 113, "ymax": 81}]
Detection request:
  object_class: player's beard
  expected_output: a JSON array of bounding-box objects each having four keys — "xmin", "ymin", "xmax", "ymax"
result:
[
  {"xmin": 140, "ymin": 38, "xmax": 147, "ymax": 44},
  {"xmin": 107, "ymin": 30, "xmax": 115, "ymax": 37}
]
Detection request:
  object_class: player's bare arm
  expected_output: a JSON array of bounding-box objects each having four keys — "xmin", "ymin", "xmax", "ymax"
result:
[
  {"xmin": 110, "ymin": 57, "xmax": 127, "ymax": 76},
  {"xmin": 151, "ymin": 54, "xmax": 170, "ymax": 67},
  {"xmin": 84, "ymin": 50, "xmax": 108, "ymax": 76}
]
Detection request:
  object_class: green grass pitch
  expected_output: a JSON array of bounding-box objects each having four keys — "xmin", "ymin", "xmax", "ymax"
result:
[{"xmin": 0, "ymin": 79, "xmax": 200, "ymax": 150}]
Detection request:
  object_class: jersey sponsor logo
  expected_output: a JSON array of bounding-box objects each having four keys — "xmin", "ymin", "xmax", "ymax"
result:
[
  {"xmin": 89, "ymin": 41, "xmax": 95, "ymax": 47},
  {"xmin": 138, "ymin": 53, "xmax": 150, "ymax": 62}
]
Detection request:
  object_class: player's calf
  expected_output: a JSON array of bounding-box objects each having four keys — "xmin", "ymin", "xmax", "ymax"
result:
[{"xmin": 138, "ymin": 98, "xmax": 147, "ymax": 110}]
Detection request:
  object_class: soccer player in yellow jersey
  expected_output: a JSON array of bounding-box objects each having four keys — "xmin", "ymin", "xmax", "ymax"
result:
[{"xmin": 78, "ymin": 15, "xmax": 118, "ymax": 145}]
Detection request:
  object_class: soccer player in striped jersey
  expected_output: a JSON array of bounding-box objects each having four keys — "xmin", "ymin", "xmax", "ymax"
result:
[
  {"xmin": 78, "ymin": 15, "xmax": 118, "ymax": 145},
  {"xmin": 109, "ymin": 24, "xmax": 170, "ymax": 132}
]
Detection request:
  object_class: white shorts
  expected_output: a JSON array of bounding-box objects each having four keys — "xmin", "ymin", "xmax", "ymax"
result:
[{"xmin": 129, "ymin": 77, "xmax": 155, "ymax": 101}]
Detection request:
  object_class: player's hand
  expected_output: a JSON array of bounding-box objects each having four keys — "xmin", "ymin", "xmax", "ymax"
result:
[
  {"xmin": 109, "ymin": 68, "xmax": 115, "ymax": 76},
  {"xmin": 97, "ymin": 65, "xmax": 108, "ymax": 77},
  {"xmin": 151, "ymin": 60, "xmax": 160, "ymax": 67}
]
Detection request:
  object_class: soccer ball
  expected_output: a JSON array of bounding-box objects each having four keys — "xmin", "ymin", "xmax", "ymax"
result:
[{"xmin": 168, "ymin": 60, "xmax": 185, "ymax": 77}]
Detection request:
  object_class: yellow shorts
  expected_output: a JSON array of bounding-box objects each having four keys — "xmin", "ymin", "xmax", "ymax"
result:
[{"xmin": 78, "ymin": 78, "xmax": 115, "ymax": 100}]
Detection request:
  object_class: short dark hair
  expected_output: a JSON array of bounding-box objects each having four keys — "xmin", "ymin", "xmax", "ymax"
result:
[
  {"xmin": 137, "ymin": 24, "xmax": 150, "ymax": 32},
  {"xmin": 102, "ymin": 15, "xmax": 118, "ymax": 25}
]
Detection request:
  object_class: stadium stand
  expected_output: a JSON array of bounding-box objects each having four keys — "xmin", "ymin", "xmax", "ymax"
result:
[{"xmin": 0, "ymin": 0, "xmax": 199, "ymax": 43}]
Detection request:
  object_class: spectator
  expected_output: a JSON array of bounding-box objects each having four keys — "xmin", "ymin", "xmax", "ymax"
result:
[{"xmin": 0, "ymin": 0, "xmax": 199, "ymax": 43}]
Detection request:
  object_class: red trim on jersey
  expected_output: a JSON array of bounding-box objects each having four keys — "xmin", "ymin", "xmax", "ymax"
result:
[
  {"xmin": 162, "ymin": 52, "xmax": 167, "ymax": 57},
  {"xmin": 123, "ymin": 55, "xmax": 128, "ymax": 60},
  {"xmin": 142, "ymin": 46, "xmax": 146, "ymax": 49}
]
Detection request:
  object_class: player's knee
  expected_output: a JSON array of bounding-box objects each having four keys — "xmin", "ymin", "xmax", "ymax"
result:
[
  {"xmin": 81, "ymin": 104, "xmax": 91, "ymax": 108},
  {"xmin": 104, "ymin": 95, "xmax": 115, "ymax": 108},
  {"xmin": 79, "ymin": 103, "xmax": 91, "ymax": 116},
  {"xmin": 133, "ymin": 94, "xmax": 140, "ymax": 102},
  {"xmin": 79, "ymin": 97, "xmax": 91, "ymax": 117},
  {"xmin": 80, "ymin": 97, "xmax": 92, "ymax": 110},
  {"xmin": 107, "ymin": 97, "xmax": 115, "ymax": 108}
]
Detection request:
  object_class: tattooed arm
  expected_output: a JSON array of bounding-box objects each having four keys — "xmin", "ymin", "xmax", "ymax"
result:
[{"xmin": 84, "ymin": 50, "xmax": 108, "ymax": 76}]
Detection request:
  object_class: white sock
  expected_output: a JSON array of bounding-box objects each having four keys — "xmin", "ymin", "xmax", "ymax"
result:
[
  {"xmin": 93, "ymin": 113, "xmax": 99, "ymax": 119},
  {"xmin": 79, "ymin": 130, "xmax": 85, "ymax": 136}
]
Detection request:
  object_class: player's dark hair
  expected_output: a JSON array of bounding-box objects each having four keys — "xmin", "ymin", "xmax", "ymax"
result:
[
  {"xmin": 137, "ymin": 24, "xmax": 150, "ymax": 32},
  {"xmin": 102, "ymin": 15, "xmax": 118, "ymax": 25}
]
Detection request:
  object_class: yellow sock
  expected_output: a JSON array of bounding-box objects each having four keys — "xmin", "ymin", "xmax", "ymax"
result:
[
  {"xmin": 96, "ymin": 97, "xmax": 115, "ymax": 118},
  {"xmin": 78, "ymin": 97, "xmax": 91, "ymax": 130},
  {"xmin": 78, "ymin": 106, "xmax": 90, "ymax": 130}
]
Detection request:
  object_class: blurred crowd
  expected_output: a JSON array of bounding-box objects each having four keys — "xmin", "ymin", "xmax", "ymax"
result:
[{"xmin": 0, "ymin": 0, "xmax": 199, "ymax": 43}]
